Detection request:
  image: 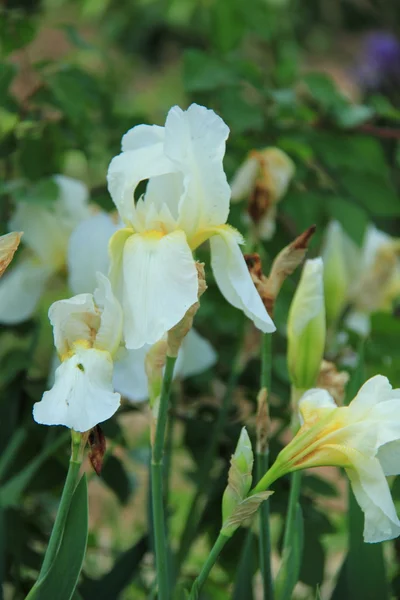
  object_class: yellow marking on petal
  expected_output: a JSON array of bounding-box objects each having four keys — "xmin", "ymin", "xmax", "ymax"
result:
[
  {"xmin": 60, "ymin": 339, "xmax": 92, "ymax": 362},
  {"xmin": 141, "ymin": 229, "xmax": 165, "ymax": 241},
  {"xmin": 188, "ymin": 224, "xmax": 243, "ymax": 250}
]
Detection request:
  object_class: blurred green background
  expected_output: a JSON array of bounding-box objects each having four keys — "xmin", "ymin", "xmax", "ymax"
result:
[{"xmin": 1, "ymin": 0, "xmax": 400, "ymax": 598}]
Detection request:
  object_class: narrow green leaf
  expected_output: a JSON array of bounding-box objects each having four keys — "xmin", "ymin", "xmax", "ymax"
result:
[
  {"xmin": 26, "ymin": 475, "xmax": 88, "ymax": 600},
  {"xmin": 232, "ymin": 529, "xmax": 256, "ymax": 600},
  {"xmin": 275, "ymin": 503, "xmax": 304, "ymax": 600}
]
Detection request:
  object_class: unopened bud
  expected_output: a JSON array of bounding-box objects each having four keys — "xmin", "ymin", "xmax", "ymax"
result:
[
  {"xmin": 167, "ymin": 262, "xmax": 206, "ymax": 357},
  {"xmin": 222, "ymin": 427, "xmax": 254, "ymax": 528},
  {"xmin": 221, "ymin": 491, "xmax": 273, "ymax": 537},
  {"xmin": 287, "ymin": 258, "xmax": 326, "ymax": 390},
  {"xmin": 322, "ymin": 221, "xmax": 356, "ymax": 324},
  {"xmin": 0, "ymin": 231, "xmax": 23, "ymax": 277}
]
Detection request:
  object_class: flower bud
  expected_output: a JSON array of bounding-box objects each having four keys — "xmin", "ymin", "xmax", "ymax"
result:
[
  {"xmin": 222, "ymin": 427, "xmax": 254, "ymax": 527},
  {"xmin": 321, "ymin": 221, "xmax": 357, "ymax": 324},
  {"xmin": 287, "ymin": 258, "xmax": 326, "ymax": 391}
]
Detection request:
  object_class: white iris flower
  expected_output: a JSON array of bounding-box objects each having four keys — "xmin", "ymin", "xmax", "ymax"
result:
[
  {"xmin": 33, "ymin": 273, "xmax": 122, "ymax": 432},
  {"xmin": 106, "ymin": 103, "xmax": 275, "ymax": 350}
]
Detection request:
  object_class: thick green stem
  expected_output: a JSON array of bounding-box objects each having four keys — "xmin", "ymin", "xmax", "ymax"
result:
[
  {"xmin": 282, "ymin": 470, "xmax": 302, "ymax": 552},
  {"xmin": 257, "ymin": 333, "xmax": 274, "ymax": 600},
  {"xmin": 188, "ymin": 533, "xmax": 229, "ymax": 600},
  {"xmin": 38, "ymin": 431, "xmax": 83, "ymax": 580},
  {"xmin": 151, "ymin": 355, "xmax": 176, "ymax": 600}
]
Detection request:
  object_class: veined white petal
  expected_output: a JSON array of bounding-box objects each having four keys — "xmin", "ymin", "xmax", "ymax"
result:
[
  {"xmin": 346, "ymin": 452, "xmax": 400, "ymax": 543},
  {"xmin": 230, "ymin": 156, "xmax": 259, "ymax": 202},
  {"xmin": 177, "ymin": 328, "xmax": 217, "ymax": 377},
  {"xmin": 107, "ymin": 146, "xmax": 176, "ymax": 226},
  {"xmin": 0, "ymin": 257, "xmax": 52, "ymax": 324},
  {"xmin": 49, "ymin": 293, "xmax": 99, "ymax": 358},
  {"xmin": 122, "ymin": 230, "xmax": 198, "ymax": 349},
  {"xmin": 210, "ymin": 227, "xmax": 275, "ymax": 333},
  {"xmin": 350, "ymin": 375, "xmax": 395, "ymax": 412},
  {"xmin": 33, "ymin": 347, "xmax": 120, "ymax": 432},
  {"xmin": 93, "ymin": 273, "xmax": 123, "ymax": 356},
  {"xmin": 113, "ymin": 346, "xmax": 150, "ymax": 403},
  {"xmin": 68, "ymin": 213, "xmax": 119, "ymax": 295},
  {"xmin": 164, "ymin": 104, "xmax": 231, "ymax": 235}
]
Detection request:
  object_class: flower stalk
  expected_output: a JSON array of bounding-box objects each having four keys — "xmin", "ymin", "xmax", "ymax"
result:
[
  {"xmin": 38, "ymin": 430, "xmax": 85, "ymax": 580},
  {"xmin": 151, "ymin": 354, "xmax": 177, "ymax": 600}
]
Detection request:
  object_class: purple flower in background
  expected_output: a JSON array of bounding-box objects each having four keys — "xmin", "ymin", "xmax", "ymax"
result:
[{"xmin": 355, "ymin": 32, "xmax": 400, "ymax": 91}]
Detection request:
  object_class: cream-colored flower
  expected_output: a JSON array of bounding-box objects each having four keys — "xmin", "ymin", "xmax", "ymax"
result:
[
  {"xmin": 230, "ymin": 147, "xmax": 295, "ymax": 240},
  {"xmin": 287, "ymin": 258, "xmax": 326, "ymax": 390},
  {"xmin": 271, "ymin": 375, "xmax": 400, "ymax": 543},
  {"xmin": 107, "ymin": 103, "xmax": 275, "ymax": 350},
  {"xmin": 0, "ymin": 176, "xmax": 90, "ymax": 324},
  {"xmin": 33, "ymin": 273, "xmax": 122, "ymax": 432}
]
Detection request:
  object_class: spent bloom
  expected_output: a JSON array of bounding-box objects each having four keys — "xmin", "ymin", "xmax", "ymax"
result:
[
  {"xmin": 230, "ymin": 147, "xmax": 295, "ymax": 240},
  {"xmin": 33, "ymin": 273, "xmax": 122, "ymax": 432},
  {"xmin": 268, "ymin": 375, "xmax": 400, "ymax": 543},
  {"xmin": 66, "ymin": 211, "xmax": 216, "ymax": 402},
  {"xmin": 107, "ymin": 103, "xmax": 275, "ymax": 349},
  {"xmin": 0, "ymin": 176, "xmax": 91, "ymax": 324},
  {"xmin": 0, "ymin": 231, "xmax": 22, "ymax": 278},
  {"xmin": 287, "ymin": 258, "xmax": 326, "ymax": 391}
]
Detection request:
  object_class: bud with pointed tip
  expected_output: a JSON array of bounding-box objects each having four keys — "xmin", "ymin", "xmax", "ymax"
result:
[
  {"xmin": 287, "ymin": 258, "xmax": 326, "ymax": 391},
  {"xmin": 222, "ymin": 427, "xmax": 254, "ymax": 527}
]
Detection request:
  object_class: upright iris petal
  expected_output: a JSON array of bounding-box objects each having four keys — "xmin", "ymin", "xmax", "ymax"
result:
[{"xmin": 107, "ymin": 103, "xmax": 275, "ymax": 349}]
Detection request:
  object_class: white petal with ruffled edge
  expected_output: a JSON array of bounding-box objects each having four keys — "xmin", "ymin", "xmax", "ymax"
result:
[
  {"xmin": 113, "ymin": 346, "xmax": 150, "ymax": 403},
  {"xmin": 164, "ymin": 104, "xmax": 231, "ymax": 236},
  {"xmin": 68, "ymin": 212, "xmax": 119, "ymax": 295},
  {"xmin": 210, "ymin": 227, "xmax": 275, "ymax": 333},
  {"xmin": 33, "ymin": 347, "xmax": 120, "ymax": 432},
  {"xmin": 122, "ymin": 230, "xmax": 198, "ymax": 349},
  {"xmin": 0, "ymin": 257, "xmax": 52, "ymax": 324}
]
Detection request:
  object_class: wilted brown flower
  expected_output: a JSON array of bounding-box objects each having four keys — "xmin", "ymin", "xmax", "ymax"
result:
[
  {"xmin": 317, "ymin": 360, "xmax": 350, "ymax": 404},
  {"xmin": 0, "ymin": 231, "xmax": 23, "ymax": 278}
]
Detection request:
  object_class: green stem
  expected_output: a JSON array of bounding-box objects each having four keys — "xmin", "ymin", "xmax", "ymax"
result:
[
  {"xmin": 282, "ymin": 470, "xmax": 302, "ymax": 552},
  {"xmin": 188, "ymin": 533, "xmax": 229, "ymax": 600},
  {"xmin": 38, "ymin": 431, "xmax": 83, "ymax": 580},
  {"xmin": 174, "ymin": 326, "xmax": 244, "ymax": 577},
  {"xmin": 257, "ymin": 333, "xmax": 274, "ymax": 600},
  {"xmin": 151, "ymin": 355, "xmax": 177, "ymax": 600}
]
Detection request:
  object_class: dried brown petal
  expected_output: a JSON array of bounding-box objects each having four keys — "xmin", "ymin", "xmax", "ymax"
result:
[
  {"xmin": 0, "ymin": 232, "xmax": 23, "ymax": 278},
  {"xmin": 88, "ymin": 424, "xmax": 106, "ymax": 475},
  {"xmin": 317, "ymin": 360, "xmax": 350, "ymax": 405},
  {"xmin": 256, "ymin": 387, "xmax": 269, "ymax": 454}
]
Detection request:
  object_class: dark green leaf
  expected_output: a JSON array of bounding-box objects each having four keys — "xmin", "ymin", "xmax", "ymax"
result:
[
  {"xmin": 328, "ymin": 198, "xmax": 368, "ymax": 245},
  {"xmin": 26, "ymin": 475, "xmax": 88, "ymax": 600},
  {"xmin": 14, "ymin": 178, "xmax": 59, "ymax": 206},
  {"xmin": 341, "ymin": 172, "xmax": 400, "ymax": 217},
  {"xmin": 232, "ymin": 529, "xmax": 256, "ymax": 600},
  {"xmin": 184, "ymin": 50, "xmax": 238, "ymax": 92},
  {"xmin": 334, "ymin": 105, "xmax": 374, "ymax": 128},
  {"xmin": 101, "ymin": 455, "xmax": 134, "ymax": 504},
  {"xmin": 275, "ymin": 503, "xmax": 304, "ymax": 600}
]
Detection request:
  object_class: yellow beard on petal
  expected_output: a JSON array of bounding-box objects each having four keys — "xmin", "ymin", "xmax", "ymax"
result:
[
  {"xmin": 60, "ymin": 338, "xmax": 92, "ymax": 362},
  {"xmin": 188, "ymin": 224, "xmax": 243, "ymax": 251}
]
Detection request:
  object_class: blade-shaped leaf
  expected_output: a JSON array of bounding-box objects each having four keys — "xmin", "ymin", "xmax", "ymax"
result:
[
  {"xmin": 275, "ymin": 503, "xmax": 304, "ymax": 600},
  {"xmin": 26, "ymin": 475, "xmax": 88, "ymax": 600}
]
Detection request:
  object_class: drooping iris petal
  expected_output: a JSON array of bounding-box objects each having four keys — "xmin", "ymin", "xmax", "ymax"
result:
[
  {"xmin": 33, "ymin": 347, "xmax": 120, "ymax": 432},
  {"xmin": 53, "ymin": 175, "xmax": 90, "ymax": 223},
  {"xmin": 68, "ymin": 212, "xmax": 119, "ymax": 295},
  {"xmin": 113, "ymin": 345, "xmax": 150, "ymax": 403},
  {"xmin": 164, "ymin": 104, "xmax": 231, "ymax": 236},
  {"xmin": 121, "ymin": 230, "xmax": 198, "ymax": 349},
  {"xmin": 0, "ymin": 257, "xmax": 52, "ymax": 324},
  {"xmin": 345, "ymin": 451, "xmax": 400, "ymax": 543},
  {"xmin": 210, "ymin": 226, "xmax": 275, "ymax": 333}
]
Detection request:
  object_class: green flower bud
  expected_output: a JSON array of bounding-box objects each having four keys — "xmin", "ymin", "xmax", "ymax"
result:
[
  {"xmin": 222, "ymin": 427, "xmax": 253, "ymax": 527},
  {"xmin": 287, "ymin": 258, "xmax": 326, "ymax": 390},
  {"xmin": 322, "ymin": 221, "xmax": 358, "ymax": 325}
]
